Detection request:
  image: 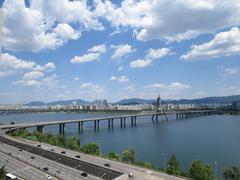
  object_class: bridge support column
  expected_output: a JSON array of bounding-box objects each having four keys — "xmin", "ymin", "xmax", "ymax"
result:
[
  {"xmin": 111, "ymin": 119, "xmax": 114, "ymax": 129},
  {"xmin": 94, "ymin": 120, "xmax": 97, "ymax": 131},
  {"xmin": 123, "ymin": 117, "xmax": 126, "ymax": 127},
  {"xmin": 120, "ymin": 118, "xmax": 123, "ymax": 128},
  {"xmin": 152, "ymin": 114, "xmax": 155, "ymax": 122},
  {"xmin": 78, "ymin": 122, "xmax": 83, "ymax": 132},
  {"xmin": 155, "ymin": 114, "xmax": 159, "ymax": 121},
  {"xmin": 36, "ymin": 125, "xmax": 44, "ymax": 133},
  {"xmin": 134, "ymin": 116, "xmax": 137, "ymax": 126},
  {"xmin": 108, "ymin": 119, "xmax": 111, "ymax": 129},
  {"xmin": 131, "ymin": 117, "xmax": 134, "ymax": 126},
  {"xmin": 97, "ymin": 120, "xmax": 100, "ymax": 130},
  {"xmin": 59, "ymin": 123, "xmax": 65, "ymax": 135}
]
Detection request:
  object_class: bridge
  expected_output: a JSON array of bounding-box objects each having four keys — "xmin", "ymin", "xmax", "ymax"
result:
[{"xmin": 0, "ymin": 110, "xmax": 217, "ymax": 135}]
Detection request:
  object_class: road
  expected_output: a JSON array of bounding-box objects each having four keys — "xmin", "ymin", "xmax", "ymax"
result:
[
  {"xmin": 7, "ymin": 135, "xmax": 185, "ymax": 180},
  {"xmin": 0, "ymin": 141, "xmax": 100, "ymax": 180}
]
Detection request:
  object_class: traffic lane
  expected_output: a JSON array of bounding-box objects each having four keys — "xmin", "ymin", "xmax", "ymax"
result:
[
  {"xmin": 0, "ymin": 142, "xmax": 100, "ymax": 180},
  {"xmin": 0, "ymin": 151, "xmax": 58, "ymax": 180}
]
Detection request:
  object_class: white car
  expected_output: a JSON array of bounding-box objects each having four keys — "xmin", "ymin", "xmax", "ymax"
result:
[{"xmin": 45, "ymin": 175, "xmax": 52, "ymax": 179}]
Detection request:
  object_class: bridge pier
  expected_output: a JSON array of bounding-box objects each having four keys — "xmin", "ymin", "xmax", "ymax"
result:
[
  {"xmin": 120, "ymin": 118, "xmax": 123, "ymax": 128},
  {"xmin": 131, "ymin": 117, "xmax": 134, "ymax": 126},
  {"xmin": 111, "ymin": 119, "xmax": 114, "ymax": 129},
  {"xmin": 134, "ymin": 116, "xmax": 137, "ymax": 126},
  {"xmin": 36, "ymin": 125, "xmax": 44, "ymax": 133},
  {"xmin": 59, "ymin": 123, "xmax": 65, "ymax": 135},
  {"xmin": 108, "ymin": 119, "xmax": 111, "ymax": 129},
  {"xmin": 78, "ymin": 122, "xmax": 83, "ymax": 132},
  {"xmin": 123, "ymin": 117, "xmax": 126, "ymax": 127}
]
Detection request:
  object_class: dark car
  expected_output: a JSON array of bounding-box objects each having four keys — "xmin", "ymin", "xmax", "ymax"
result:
[
  {"xmin": 81, "ymin": 172, "xmax": 88, "ymax": 177},
  {"xmin": 75, "ymin": 155, "xmax": 81, "ymax": 158},
  {"xmin": 30, "ymin": 156, "xmax": 35, "ymax": 159},
  {"xmin": 61, "ymin": 151, "xmax": 66, "ymax": 154},
  {"xmin": 43, "ymin": 167, "xmax": 49, "ymax": 171},
  {"xmin": 104, "ymin": 163, "xmax": 111, "ymax": 167},
  {"xmin": 37, "ymin": 144, "xmax": 41, "ymax": 147},
  {"xmin": 18, "ymin": 149, "xmax": 22, "ymax": 152}
]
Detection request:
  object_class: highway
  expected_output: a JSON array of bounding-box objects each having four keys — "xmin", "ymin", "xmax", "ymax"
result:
[
  {"xmin": 0, "ymin": 141, "xmax": 101, "ymax": 180},
  {"xmin": 1, "ymin": 134, "xmax": 185, "ymax": 180}
]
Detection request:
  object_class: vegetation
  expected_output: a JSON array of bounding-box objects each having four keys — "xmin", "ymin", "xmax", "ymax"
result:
[
  {"xmin": 10, "ymin": 129, "xmax": 240, "ymax": 179},
  {"xmin": 121, "ymin": 147, "xmax": 136, "ymax": 163},
  {"xmin": 0, "ymin": 165, "xmax": 5, "ymax": 180},
  {"xmin": 189, "ymin": 160, "xmax": 214, "ymax": 180},
  {"xmin": 80, "ymin": 143, "xmax": 100, "ymax": 155},
  {"xmin": 166, "ymin": 154, "xmax": 181, "ymax": 175},
  {"xmin": 223, "ymin": 166, "xmax": 240, "ymax": 180}
]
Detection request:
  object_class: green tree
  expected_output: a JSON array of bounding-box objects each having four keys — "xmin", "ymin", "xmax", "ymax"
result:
[
  {"xmin": 223, "ymin": 166, "xmax": 240, "ymax": 180},
  {"xmin": 122, "ymin": 147, "xmax": 136, "ymax": 163},
  {"xmin": 189, "ymin": 160, "xmax": 213, "ymax": 180},
  {"xmin": 0, "ymin": 165, "xmax": 5, "ymax": 180},
  {"xmin": 166, "ymin": 154, "xmax": 181, "ymax": 175},
  {"xmin": 81, "ymin": 143, "xmax": 100, "ymax": 155},
  {"xmin": 107, "ymin": 152, "xmax": 120, "ymax": 160}
]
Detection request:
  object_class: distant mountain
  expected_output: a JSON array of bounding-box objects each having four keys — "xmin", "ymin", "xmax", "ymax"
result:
[
  {"xmin": 25, "ymin": 101, "xmax": 46, "ymax": 106},
  {"xmin": 117, "ymin": 95, "xmax": 240, "ymax": 105},
  {"xmin": 25, "ymin": 95, "xmax": 240, "ymax": 106},
  {"xmin": 26, "ymin": 99, "xmax": 91, "ymax": 106},
  {"xmin": 116, "ymin": 98, "xmax": 155, "ymax": 105}
]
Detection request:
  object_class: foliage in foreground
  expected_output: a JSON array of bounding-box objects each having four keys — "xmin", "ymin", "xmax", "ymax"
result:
[
  {"xmin": 223, "ymin": 166, "xmax": 240, "ymax": 180},
  {"xmin": 189, "ymin": 160, "xmax": 214, "ymax": 180},
  {"xmin": 0, "ymin": 165, "xmax": 5, "ymax": 180}
]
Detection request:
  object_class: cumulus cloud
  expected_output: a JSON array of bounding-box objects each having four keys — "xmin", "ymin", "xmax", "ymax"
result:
[
  {"xmin": 145, "ymin": 82, "xmax": 191, "ymax": 91},
  {"xmin": 129, "ymin": 59, "xmax": 151, "ymax": 68},
  {"xmin": 23, "ymin": 71, "xmax": 44, "ymax": 80},
  {"xmin": 110, "ymin": 76, "xmax": 129, "ymax": 83},
  {"xmin": 224, "ymin": 68, "xmax": 238, "ymax": 75},
  {"xmin": 2, "ymin": 0, "xmax": 102, "ymax": 52},
  {"xmin": 146, "ymin": 48, "xmax": 171, "ymax": 59},
  {"xmin": 79, "ymin": 82, "xmax": 105, "ymax": 98},
  {"xmin": 0, "ymin": 53, "xmax": 55, "ymax": 78},
  {"xmin": 181, "ymin": 27, "xmax": 240, "ymax": 60},
  {"xmin": 94, "ymin": 0, "xmax": 240, "ymax": 42},
  {"xmin": 70, "ymin": 44, "xmax": 106, "ymax": 64},
  {"xmin": 111, "ymin": 44, "xmax": 135, "ymax": 60}
]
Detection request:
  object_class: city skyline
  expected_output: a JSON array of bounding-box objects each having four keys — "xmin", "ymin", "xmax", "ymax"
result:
[{"xmin": 1, "ymin": 0, "xmax": 240, "ymax": 104}]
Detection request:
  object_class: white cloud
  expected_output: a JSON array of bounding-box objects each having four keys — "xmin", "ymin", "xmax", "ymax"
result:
[
  {"xmin": 2, "ymin": 0, "xmax": 102, "ymax": 52},
  {"xmin": 12, "ymin": 79, "xmax": 40, "ymax": 87},
  {"xmin": 124, "ymin": 85, "xmax": 135, "ymax": 92},
  {"xmin": 88, "ymin": 44, "xmax": 106, "ymax": 54},
  {"xmin": 23, "ymin": 71, "xmax": 44, "ymax": 80},
  {"xmin": 94, "ymin": 0, "xmax": 240, "ymax": 42},
  {"xmin": 168, "ymin": 82, "xmax": 191, "ymax": 91},
  {"xmin": 224, "ymin": 68, "xmax": 238, "ymax": 75},
  {"xmin": 146, "ymin": 48, "xmax": 171, "ymax": 59},
  {"xmin": 181, "ymin": 27, "xmax": 240, "ymax": 60},
  {"xmin": 110, "ymin": 76, "xmax": 129, "ymax": 83},
  {"xmin": 0, "ymin": 53, "xmax": 55, "ymax": 78},
  {"xmin": 79, "ymin": 82, "xmax": 105, "ymax": 98},
  {"xmin": 111, "ymin": 44, "xmax": 135, "ymax": 60},
  {"xmin": 145, "ymin": 82, "xmax": 191, "ymax": 91},
  {"xmin": 129, "ymin": 59, "xmax": 151, "ymax": 68},
  {"xmin": 118, "ymin": 66, "xmax": 124, "ymax": 71},
  {"xmin": 70, "ymin": 44, "xmax": 106, "ymax": 64}
]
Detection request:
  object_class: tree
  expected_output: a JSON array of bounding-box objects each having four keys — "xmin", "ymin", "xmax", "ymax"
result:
[
  {"xmin": 81, "ymin": 143, "xmax": 100, "ymax": 155},
  {"xmin": 0, "ymin": 165, "xmax": 5, "ymax": 179},
  {"xmin": 122, "ymin": 147, "xmax": 136, "ymax": 163},
  {"xmin": 223, "ymin": 166, "xmax": 240, "ymax": 180},
  {"xmin": 189, "ymin": 160, "xmax": 213, "ymax": 180},
  {"xmin": 166, "ymin": 154, "xmax": 181, "ymax": 175},
  {"xmin": 108, "ymin": 152, "xmax": 120, "ymax": 160}
]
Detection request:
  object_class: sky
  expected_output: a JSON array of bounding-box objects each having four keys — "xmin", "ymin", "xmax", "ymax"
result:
[{"xmin": 0, "ymin": 0, "xmax": 240, "ymax": 104}]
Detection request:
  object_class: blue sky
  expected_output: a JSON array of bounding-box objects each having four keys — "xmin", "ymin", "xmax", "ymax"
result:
[{"xmin": 0, "ymin": 0, "xmax": 240, "ymax": 103}]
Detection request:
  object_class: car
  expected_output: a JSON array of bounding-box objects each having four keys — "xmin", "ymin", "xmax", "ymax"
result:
[
  {"xmin": 75, "ymin": 155, "xmax": 81, "ymax": 158},
  {"xmin": 37, "ymin": 144, "xmax": 41, "ymax": 147},
  {"xmin": 81, "ymin": 172, "xmax": 88, "ymax": 177},
  {"xmin": 128, "ymin": 172, "xmax": 134, "ymax": 178},
  {"xmin": 43, "ymin": 167, "xmax": 49, "ymax": 171},
  {"xmin": 104, "ymin": 163, "xmax": 111, "ymax": 167},
  {"xmin": 18, "ymin": 149, "xmax": 22, "ymax": 152},
  {"xmin": 45, "ymin": 175, "xmax": 52, "ymax": 179},
  {"xmin": 7, "ymin": 152, "xmax": 11, "ymax": 156},
  {"xmin": 56, "ymin": 170, "xmax": 61, "ymax": 174},
  {"xmin": 50, "ymin": 149, "xmax": 54, "ymax": 152},
  {"xmin": 30, "ymin": 156, "xmax": 35, "ymax": 159},
  {"xmin": 61, "ymin": 151, "xmax": 66, "ymax": 154}
]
